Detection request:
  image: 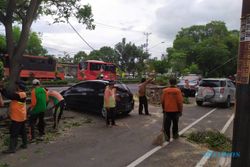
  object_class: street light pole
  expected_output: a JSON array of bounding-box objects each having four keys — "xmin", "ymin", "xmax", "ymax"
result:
[
  {"xmin": 144, "ymin": 32, "xmax": 152, "ymax": 53},
  {"xmin": 231, "ymin": 0, "xmax": 250, "ymax": 166}
]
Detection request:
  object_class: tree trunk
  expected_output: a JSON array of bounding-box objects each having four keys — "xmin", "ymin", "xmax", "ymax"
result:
[
  {"xmin": 8, "ymin": 57, "xmax": 21, "ymax": 91},
  {"xmin": 5, "ymin": 0, "xmax": 42, "ymax": 92}
]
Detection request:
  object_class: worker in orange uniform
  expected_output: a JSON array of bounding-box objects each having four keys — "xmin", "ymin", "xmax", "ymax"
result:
[
  {"xmin": 1, "ymin": 81, "xmax": 28, "ymax": 154},
  {"xmin": 29, "ymin": 79, "xmax": 48, "ymax": 140},
  {"xmin": 104, "ymin": 80, "xmax": 117, "ymax": 127},
  {"xmin": 47, "ymin": 90, "xmax": 65, "ymax": 129},
  {"xmin": 161, "ymin": 77, "xmax": 183, "ymax": 141},
  {"xmin": 138, "ymin": 78, "xmax": 154, "ymax": 115}
]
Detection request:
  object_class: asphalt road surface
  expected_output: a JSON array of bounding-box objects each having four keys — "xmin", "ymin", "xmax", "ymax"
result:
[{"xmin": 0, "ymin": 98, "xmax": 234, "ymax": 167}]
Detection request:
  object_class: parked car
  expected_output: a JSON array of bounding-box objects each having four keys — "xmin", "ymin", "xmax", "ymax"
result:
[
  {"xmin": 60, "ymin": 80, "xmax": 134, "ymax": 117},
  {"xmin": 195, "ymin": 78, "xmax": 236, "ymax": 108},
  {"xmin": 177, "ymin": 75, "xmax": 200, "ymax": 97}
]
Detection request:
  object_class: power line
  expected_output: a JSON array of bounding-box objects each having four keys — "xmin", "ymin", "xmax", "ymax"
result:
[
  {"xmin": 207, "ymin": 56, "xmax": 237, "ymax": 75},
  {"xmin": 94, "ymin": 21, "xmax": 144, "ymax": 33},
  {"xmin": 67, "ymin": 21, "xmax": 96, "ymax": 51}
]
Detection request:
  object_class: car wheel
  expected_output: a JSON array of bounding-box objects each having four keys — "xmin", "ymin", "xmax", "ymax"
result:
[
  {"xmin": 101, "ymin": 107, "xmax": 107, "ymax": 118},
  {"xmin": 196, "ymin": 101, "xmax": 203, "ymax": 106},
  {"xmin": 224, "ymin": 96, "xmax": 231, "ymax": 108}
]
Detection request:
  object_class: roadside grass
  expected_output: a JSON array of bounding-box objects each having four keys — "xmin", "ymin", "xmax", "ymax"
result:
[
  {"xmin": 0, "ymin": 115, "xmax": 93, "ymax": 148},
  {"xmin": 186, "ymin": 130, "xmax": 232, "ymax": 152},
  {"xmin": 183, "ymin": 97, "xmax": 190, "ymax": 104},
  {"xmin": 0, "ymin": 163, "xmax": 9, "ymax": 167}
]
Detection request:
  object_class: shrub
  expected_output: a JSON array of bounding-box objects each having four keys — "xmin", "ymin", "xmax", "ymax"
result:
[{"xmin": 187, "ymin": 130, "xmax": 232, "ymax": 151}]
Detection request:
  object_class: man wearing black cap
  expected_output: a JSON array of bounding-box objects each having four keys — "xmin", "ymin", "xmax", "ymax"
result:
[{"xmin": 1, "ymin": 81, "xmax": 28, "ymax": 154}]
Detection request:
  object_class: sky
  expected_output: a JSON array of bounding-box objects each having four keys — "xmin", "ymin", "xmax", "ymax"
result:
[{"xmin": 29, "ymin": 0, "xmax": 242, "ymax": 59}]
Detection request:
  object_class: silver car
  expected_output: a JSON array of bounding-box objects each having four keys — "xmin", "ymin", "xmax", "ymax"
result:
[{"xmin": 195, "ymin": 78, "xmax": 236, "ymax": 108}]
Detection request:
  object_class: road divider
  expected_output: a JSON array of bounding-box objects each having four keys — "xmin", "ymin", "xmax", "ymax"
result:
[{"xmin": 126, "ymin": 108, "xmax": 217, "ymax": 167}]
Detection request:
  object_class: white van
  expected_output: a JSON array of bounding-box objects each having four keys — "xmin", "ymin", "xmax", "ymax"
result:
[{"xmin": 195, "ymin": 78, "xmax": 236, "ymax": 108}]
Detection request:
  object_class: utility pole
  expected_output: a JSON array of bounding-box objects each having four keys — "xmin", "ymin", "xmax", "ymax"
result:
[
  {"xmin": 231, "ymin": 0, "xmax": 250, "ymax": 166},
  {"xmin": 144, "ymin": 32, "xmax": 152, "ymax": 53}
]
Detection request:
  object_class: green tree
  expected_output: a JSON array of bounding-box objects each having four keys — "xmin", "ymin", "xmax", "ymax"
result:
[
  {"xmin": 98, "ymin": 46, "xmax": 118, "ymax": 64},
  {"xmin": 115, "ymin": 38, "xmax": 149, "ymax": 76},
  {"xmin": 88, "ymin": 50, "xmax": 102, "ymax": 60},
  {"xmin": 167, "ymin": 21, "xmax": 239, "ymax": 77},
  {"xmin": 0, "ymin": 34, "xmax": 6, "ymax": 53},
  {"xmin": 73, "ymin": 51, "xmax": 88, "ymax": 63},
  {"xmin": 0, "ymin": 0, "xmax": 94, "ymax": 90},
  {"xmin": 149, "ymin": 59, "xmax": 168, "ymax": 74},
  {"xmin": 1, "ymin": 26, "xmax": 48, "ymax": 55},
  {"xmin": 26, "ymin": 31, "xmax": 47, "ymax": 55},
  {"xmin": 58, "ymin": 52, "xmax": 73, "ymax": 63}
]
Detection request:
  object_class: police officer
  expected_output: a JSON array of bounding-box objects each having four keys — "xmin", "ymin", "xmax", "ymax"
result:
[{"xmin": 1, "ymin": 81, "xmax": 28, "ymax": 154}]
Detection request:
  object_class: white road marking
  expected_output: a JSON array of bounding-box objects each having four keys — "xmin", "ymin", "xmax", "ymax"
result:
[
  {"xmin": 194, "ymin": 113, "xmax": 235, "ymax": 167},
  {"xmin": 220, "ymin": 114, "xmax": 234, "ymax": 134},
  {"xmin": 195, "ymin": 150, "xmax": 213, "ymax": 167},
  {"xmin": 126, "ymin": 108, "xmax": 217, "ymax": 167}
]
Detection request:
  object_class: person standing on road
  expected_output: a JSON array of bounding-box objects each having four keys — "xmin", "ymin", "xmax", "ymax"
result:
[
  {"xmin": 47, "ymin": 89, "xmax": 65, "ymax": 129},
  {"xmin": 1, "ymin": 81, "xmax": 28, "ymax": 154},
  {"xmin": 161, "ymin": 77, "xmax": 183, "ymax": 141},
  {"xmin": 138, "ymin": 78, "xmax": 153, "ymax": 115},
  {"xmin": 29, "ymin": 79, "xmax": 48, "ymax": 140},
  {"xmin": 104, "ymin": 80, "xmax": 117, "ymax": 127},
  {"xmin": 183, "ymin": 79, "xmax": 190, "ymax": 103}
]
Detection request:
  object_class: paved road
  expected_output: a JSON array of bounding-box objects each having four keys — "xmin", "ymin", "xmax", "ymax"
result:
[{"xmin": 0, "ymin": 98, "xmax": 234, "ymax": 167}]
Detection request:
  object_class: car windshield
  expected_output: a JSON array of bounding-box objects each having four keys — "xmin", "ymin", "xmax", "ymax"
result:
[{"xmin": 199, "ymin": 80, "xmax": 226, "ymax": 87}]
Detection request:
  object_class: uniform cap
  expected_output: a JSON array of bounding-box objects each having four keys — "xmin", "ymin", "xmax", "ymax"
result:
[{"xmin": 32, "ymin": 79, "xmax": 40, "ymax": 85}]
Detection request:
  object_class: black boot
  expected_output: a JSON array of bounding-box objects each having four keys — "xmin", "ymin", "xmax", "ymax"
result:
[{"xmin": 2, "ymin": 137, "xmax": 17, "ymax": 154}]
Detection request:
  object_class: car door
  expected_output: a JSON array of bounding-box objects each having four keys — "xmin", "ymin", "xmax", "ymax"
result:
[
  {"xmin": 92, "ymin": 82, "xmax": 106, "ymax": 113},
  {"xmin": 64, "ymin": 82, "xmax": 96, "ymax": 111}
]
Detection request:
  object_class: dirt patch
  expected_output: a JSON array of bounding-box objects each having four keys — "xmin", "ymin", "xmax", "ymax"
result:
[{"xmin": 0, "ymin": 110, "xmax": 93, "ymax": 150}]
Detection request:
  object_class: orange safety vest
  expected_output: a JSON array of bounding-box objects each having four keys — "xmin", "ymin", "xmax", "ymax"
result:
[
  {"xmin": 161, "ymin": 87, "xmax": 183, "ymax": 112},
  {"xmin": 104, "ymin": 86, "xmax": 116, "ymax": 108},
  {"xmin": 9, "ymin": 92, "xmax": 27, "ymax": 122}
]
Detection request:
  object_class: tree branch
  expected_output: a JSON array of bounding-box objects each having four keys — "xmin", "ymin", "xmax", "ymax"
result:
[
  {"xmin": 15, "ymin": 0, "xmax": 42, "ymax": 58},
  {"xmin": 6, "ymin": 0, "xmax": 17, "ymax": 22}
]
